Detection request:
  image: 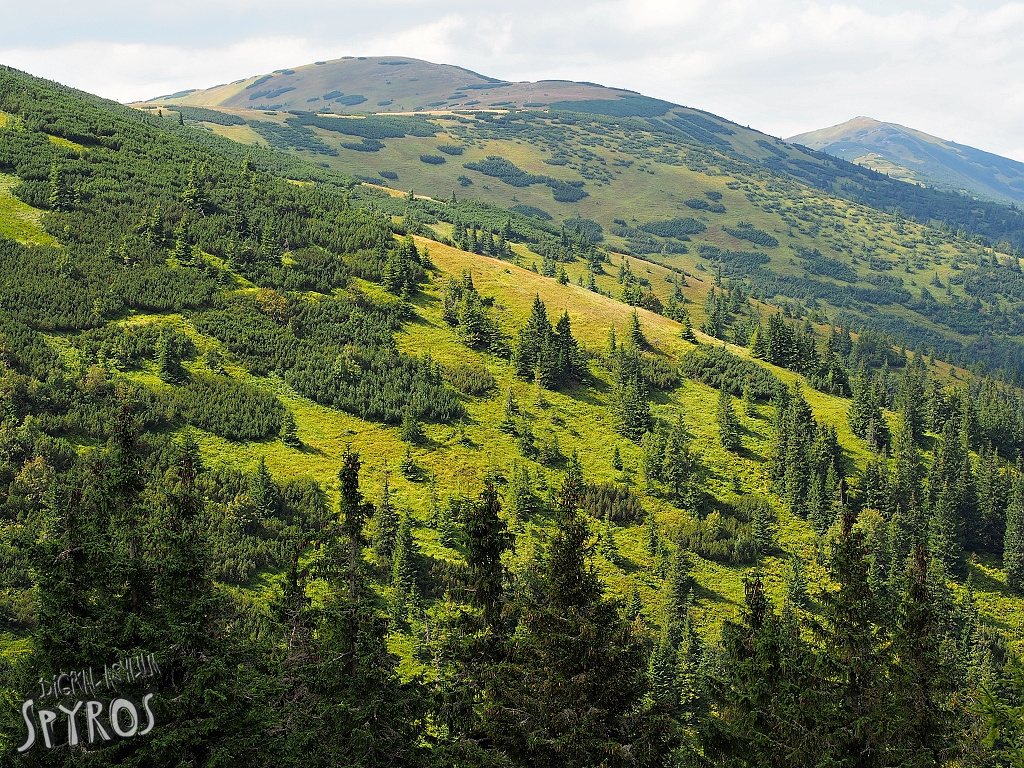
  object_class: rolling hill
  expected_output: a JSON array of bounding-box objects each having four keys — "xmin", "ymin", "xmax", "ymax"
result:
[
  {"xmin": 788, "ymin": 116, "xmax": 1024, "ymax": 206},
  {"xmin": 142, "ymin": 56, "xmax": 1024, "ymax": 256},
  {"xmin": 141, "ymin": 59, "xmax": 1024, "ymax": 380}
]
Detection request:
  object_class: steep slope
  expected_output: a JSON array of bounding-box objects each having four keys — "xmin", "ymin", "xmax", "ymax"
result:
[
  {"xmin": 788, "ymin": 116, "xmax": 1024, "ymax": 205},
  {"xmin": 3, "ymin": 62, "xmax": 1024, "ymax": 763}
]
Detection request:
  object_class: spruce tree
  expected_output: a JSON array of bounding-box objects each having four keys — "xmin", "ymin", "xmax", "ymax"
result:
[
  {"xmin": 626, "ymin": 309, "xmax": 646, "ymax": 348},
  {"xmin": 280, "ymin": 409, "xmax": 301, "ymax": 448},
  {"xmin": 662, "ymin": 412, "xmax": 697, "ymax": 504},
  {"xmin": 887, "ymin": 547, "xmax": 960, "ymax": 765},
  {"xmin": 716, "ymin": 385, "xmax": 741, "ymax": 452},
  {"xmin": 786, "ymin": 553, "xmax": 809, "ymax": 608},
  {"xmin": 371, "ymin": 473, "xmax": 399, "ymax": 566},
  {"xmin": 156, "ymin": 330, "xmax": 187, "ymax": 384},
  {"xmin": 599, "ymin": 509, "xmax": 621, "ymax": 564},
  {"xmin": 400, "ymin": 406, "xmax": 424, "ymax": 444},
  {"xmin": 702, "ymin": 576, "xmax": 819, "ymax": 766},
  {"xmin": 615, "ymin": 380, "xmax": 652, "ymax": 441},
  {"xmin": 279, "ymin": 448, "xmax": 424, "ymax": 767},
  {"xmin": 649, "ymin": 547, "xmax": 694, "ymax": 712},
  {"xmin": 483, "ymin": 461, "xmax": 673, "ymax": 767},
  {"xmin": 390, "ymin": 509, "xmax": 417, "ymax": 622},
  {"xmin": 1004, "ymin": 470, "xmax": 1024, "ymax": 593}
]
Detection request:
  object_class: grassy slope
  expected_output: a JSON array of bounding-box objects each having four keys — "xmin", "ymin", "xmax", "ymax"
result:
[
  {"xmin": 0, "ymin": 172, "xmax": 58, "ymax": 246},
  {"xmin": 85, "ymin": 226, "xmax": 1016, "ymax": 650},
  {"xmin": 183, "ymin": 106, "xmax": 1003, "ymax": 353}
]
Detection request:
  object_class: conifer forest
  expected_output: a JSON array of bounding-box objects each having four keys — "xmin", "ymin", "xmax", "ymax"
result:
[{"xmin": 2, "ymin": 61, "xmax": 1024, "ymax": 767}]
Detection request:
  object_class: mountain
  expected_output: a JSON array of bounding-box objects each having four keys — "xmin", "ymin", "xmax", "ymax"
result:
[
  {"xmin": 138, "ymin": 58, "xmax": 1024, "ymax": 379},
  {"xmin": 788, "ymin": 116, "xmax": 1024, "ymax": 206},
  {"xmin": 147, "ymin": 55, "xmax": 677, "ymax": 116},
  {"xmin": 2, "ymin": 62, "xmax": 1024, "ymax": 763},
  {"xmin": 143, "ymin": 57, "xmax": 1024, "ymax": 256}
]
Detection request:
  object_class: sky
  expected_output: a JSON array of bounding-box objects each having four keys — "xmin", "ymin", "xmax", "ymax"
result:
[{"xmin": 2, "ymin": 0, "xmax": 1023, "ymax": 161}]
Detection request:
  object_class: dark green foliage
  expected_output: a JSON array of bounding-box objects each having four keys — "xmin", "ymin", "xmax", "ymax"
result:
[
  {"xmin": 512, "ymin": 297, "xmax": 586, "ymax": 388},
  {"xmin": 156, "ymin": 329, "xmax": 189, "ymax": 384},
  {"xmin": 280, "ymin": 409, "xmax": 301, "ymax": 448},
  {"xmin": 247, "ymin": 86, "xmax": 296, "ymax": 102},
  {"xmin": 483, "ymin": 461, "xmax": 674, "ymax": 767},
  {"xmin": 581, "ymin": 482, "xmax": 645, "ymax": 524},
  {"xmin": 704, "ymin": 515, "xmax": 965, "ymax": 767},
  {"xmin": 510, "ymin": 203, "xmax": 552, "ymax": 220},
  {"xmin": 436, "ymin": 144, "xmax": 464, "ymax": 155},
  {"xmin": 697, "ymin": 244, "xmax": 770, "ymax": 272},
  {"xmin": 165, "ymin": 106, "xmax": 245, "ymax": 125},
  {"xmin": 177, "ymin": 375, "xmax": 284, "ymax": 441},
  {"xmin": 797, "ymin": 247, "xmax": 858, "ymax": 281},
  {"xmin": 341, "ymin": 138, "xmax": 385, "ymax": 152},
  {"xmin": 249, "ymin": 119, "xmax": 338, "ymax": 155},
  {"xmin": 378, "ymin": 170, "xmax": 398, "ymax": 180},
  {"xmin": 419, "ymin": 154, "xmax": 446, "ymax": 164},
  {"xmin": 439, "ymin": 273, "xmax": 508, "ymax": 354},
  {"xmin": 684, "ymin": 197, "xmax": 726, "ymax": 213},
  {"xmin": 288, "ymin": 113, "xmax": 437, "ymax": 139},
  {"xmin": 723, "ymin": 223, "xmax": 779, "ymax": 248},
  {"xmin": 285, "ymin": 348, "xmax": 463, "ymax": 425},
  {"xmin": 679, "ymin": 345, "xmax": 785, "ymax": 400},
  {"xmin": 462, "ymin": 155, "xmax": 588, "ymax": 201},
  {"xmin": 193, "ymin": 290, "xmax": 461, "ymax": 427},
  {"xmin": 401, "ymin": 407, "xmax": 425, "ymax": 445},
  {"xmin": 332, "ymin": 94, "xmax": 368, "ymax": 106},
  {"xmin": 441, "ymin": 362, "xmax": 497, "ymax": 396},
  {"xmin": 769, "ymin": 385, "xmax": 843, "ymax": 518},
  {"xmin": 717, "ymin": 385, "xmax": 741, "ymax": 452},
  {"xmin": 563, "ymin": 216, "xmax": 603, "ymax": 242},
  {"xmin": 639, "ymin": 217, "xmax": 707, "ymax": 239},
  {"xmin": 1005, "ymin": 472, "xmax": 1024, "ymax": 593}
]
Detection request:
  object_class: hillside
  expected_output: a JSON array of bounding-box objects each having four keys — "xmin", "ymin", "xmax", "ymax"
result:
[
  {"xmin": 145, "ymin": 75, "xmax": 1024, "ymax": 379},
  {"xmin": 789, "ymin": 116, "xmax": 1024, "ymax": 206},
  {"xmin": 2, "ymin": 62, "xmax": 1024, "ymax": 764},
  {"xmin": 142, "ymin": 56, "xmax": 1024, "ymax": 257}
]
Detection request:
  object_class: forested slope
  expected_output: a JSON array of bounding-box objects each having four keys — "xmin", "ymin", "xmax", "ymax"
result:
[{"xmin": 0, "ymin": 63, "xmax": 1023, "ymax": 765}]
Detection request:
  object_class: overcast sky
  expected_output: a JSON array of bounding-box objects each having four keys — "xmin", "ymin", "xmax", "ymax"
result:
[{"xmin": 2, "ymin": 0, "xmax": 1023, "ymax": 160}]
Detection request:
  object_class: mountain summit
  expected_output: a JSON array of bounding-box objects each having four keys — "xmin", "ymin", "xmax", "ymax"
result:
[
  {"xmin": 787, "ymin": 116, "xmax": 1024, "ymax": 205},
  {"xmin": 148, "ymin": 55, "xmax": 676, "ymax": 117}
]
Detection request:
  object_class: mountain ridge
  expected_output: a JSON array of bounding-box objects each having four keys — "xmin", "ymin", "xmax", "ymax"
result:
[{"xmin": 788, "ymin": 116, "xmax": 1024, "ymax": 206}]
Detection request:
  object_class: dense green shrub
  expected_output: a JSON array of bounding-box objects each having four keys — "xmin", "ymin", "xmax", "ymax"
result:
[
  {"xmin": 679, "ymin": 345, "xmax": 785, "ymax": 400},
  {"xmin": 724, "ymin": 223, "xmax": 779, "ymax": 248},
  {"xmin": 177, "ymin": 375, "xmax": 285, "ymax": 440},
  {"xmin": 639, "ymin": 218, "xmax": 707, "ymax": 238},
  {"xmin": 442, "ymin": 363, "xmax": 497, "ymax": 396}
]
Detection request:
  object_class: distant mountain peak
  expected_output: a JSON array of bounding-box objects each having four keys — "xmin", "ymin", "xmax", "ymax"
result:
[
  {"xmin": 143, "ymin": 56, "xmax": 677, "ymax": 118},
  {"xmin": 788, "ymin": 118, "xmax": 1024, "ymax": 205}
]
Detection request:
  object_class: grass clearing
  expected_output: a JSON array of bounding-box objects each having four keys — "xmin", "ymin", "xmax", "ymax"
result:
[{"xmin": 0, "ymin": 173, "xmax": 58, "ymax": 246}]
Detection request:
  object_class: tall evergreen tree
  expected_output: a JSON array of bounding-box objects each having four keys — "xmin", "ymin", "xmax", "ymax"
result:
[
  {"xmin": 483, "ymin": 461, "xmax": 673, "ymax": 767},
  {"xmin": 716, "ymin": 385, "xmax": 741, "ymax": 452},
  {"xmin": 1004, "ymin": 470, "xmax": 1024, "ymax": 593}
]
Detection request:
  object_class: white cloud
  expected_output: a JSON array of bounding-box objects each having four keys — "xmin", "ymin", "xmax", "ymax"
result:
[{"xmin": 2, "ymin": 0, "xmax": 1024, "ymax": 160}]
